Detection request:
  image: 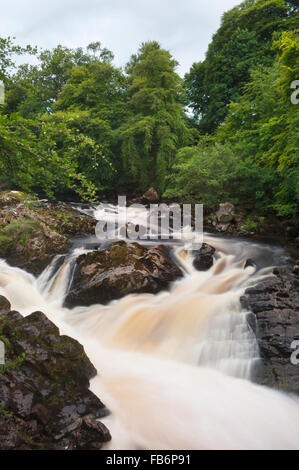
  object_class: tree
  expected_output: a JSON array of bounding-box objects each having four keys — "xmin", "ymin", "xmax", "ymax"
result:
[
  {"xmin": 118, "ymin": 41, "xmax": 191, "ymax": 192},
  {"xmin": 4, "ymin": 42, "xmax": 113, "ymax": 117},
  {"xmin": 53, "ymin": 58, "xmax": 128, "ymax": 186},
  {"xmin": 2, "ymin": 42, "xmax": 122, "ymax": 192},
  {"xmin": 164, "ymin": 141, "xmax": 239, "ymax": 206},
  {"xmin": 217, "ymin": 30, "xmax": 299, "ymax": 216},
  {"xmin": 185, "ymin": 0, "xmax": 298, "ymax": 133},
  {"xmin": 0, "ymin": 37, "xmax": 35, "ymax": 80},
  {"xmin": 0, "ymin": 114, "xmax": 96, "ymax": 199}
]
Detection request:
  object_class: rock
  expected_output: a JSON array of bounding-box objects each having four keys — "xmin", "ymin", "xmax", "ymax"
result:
[
  {"xmin": 240, "ymin": 267, "xmax": 299, "ymax": 394},
  {"xmin": 216, "ymin": 203, "xmax": 235, "ymax": 224},
  {"xmin": 0, "ymin": 296, "xmax": 11, "ymax": 314},
  {"xmin": 0, "ymin": 303, "xmax": 111, "ymax": 450},
  {"xmin": 0, "ymin": 220, "xmax": 70, "ymax": 277},
  {"xmin": 0, "ymin": 191, "xmax": 27, "ymax": 209},
  {"xmin": 293, "ymin": 265, "xmax": 299, "ymax": 275},
  {"xmin": 245, "ymin": 259, "xmax": 257, "ymax": 269},
  {"xmin": 193, "ymin": 244, "xmax": 216, "ymax": 271},
  {"xmin": 142, "ymin": 188, "xmax": 159, "ymax": 204},
  {"xmin": 0, "ymin": 201, "xmax": 97, "ymax": 276},
  {"xmin": 64, "ymin": 241, "xmax": 183, "ymax": 308}
]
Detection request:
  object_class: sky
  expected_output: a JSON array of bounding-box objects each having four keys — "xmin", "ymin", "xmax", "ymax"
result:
[{"xmin": 1, "ymin": 0, "xmax": 241, "ymax": 76}]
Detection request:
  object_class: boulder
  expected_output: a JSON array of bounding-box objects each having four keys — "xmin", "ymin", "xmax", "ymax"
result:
[
  {"xmin": 193, "ymin": 243, "xmax": 216, "ymax": 271},
  {"xmin": 216, "ymin": 203, "xmax": 235, "ymax": 224},
  {"xmin": 64, "ymin": 241, "xmax": 183, "ymax": 308},
  {"xmin": 142, "ymin": 188, "xmax": 160, "ymax": 204},
  {"xmin": 0, "ymin": 202, "xmax": 97, "ymax": 276},
  {"xmin": 0, "ymin": 304, "xmax": 111, "ymax": 450},
  {"xmin": 240, "ymin": 267, "xmax": 299, "ymax": 394}
]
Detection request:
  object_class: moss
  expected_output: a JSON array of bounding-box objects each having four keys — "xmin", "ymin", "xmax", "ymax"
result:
[
  {"xmin": 0, "ymin": 352, "xmax": 27, "ymax": 374},
  {"xmin": 0, "ymin": 217, "xmax": 42, "ymax": 260},
  {"xmin": 0, "ymin": 191, "xmax": 37, "ymax": 209},
  {"xmin": 0, "ymin": 406, "xmax": 15, "ymax": 421},
  {"xmin": 1, "ymin": 218, "xmax": 41, "ymax": 245},
  {"xmin": 237, "ymin": 215, "xmax": 268, "ymax": 234}
]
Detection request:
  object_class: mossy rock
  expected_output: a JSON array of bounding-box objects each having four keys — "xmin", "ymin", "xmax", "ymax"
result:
[
  {"xmin": 0, "ymin": 304, "xmax": 111, "ymax": 450},
  {"xmin": 65, "ymin": 241, "xmax": 183, "ymax": 307}
]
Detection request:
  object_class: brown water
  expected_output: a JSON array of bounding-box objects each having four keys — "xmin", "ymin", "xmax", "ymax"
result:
[{"xmin": 0, "ymin": 204, "xmax": 298, "ymax": 450}]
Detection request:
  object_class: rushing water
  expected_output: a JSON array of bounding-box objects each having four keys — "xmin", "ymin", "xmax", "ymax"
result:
[{"xmin": 0, "ymin": 204, "xmax": 298, "ymax": 450}]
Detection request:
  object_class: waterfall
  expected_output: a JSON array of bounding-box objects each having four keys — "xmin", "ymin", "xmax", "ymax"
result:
[{"xmin": 0, "ymin": 205, "xmax": 298, "ymax": 450}]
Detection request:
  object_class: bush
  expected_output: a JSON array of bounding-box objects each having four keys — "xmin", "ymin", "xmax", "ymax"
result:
[{"xmin": 164, "ymin": 142, "xmax": 239, "ymax": 207}]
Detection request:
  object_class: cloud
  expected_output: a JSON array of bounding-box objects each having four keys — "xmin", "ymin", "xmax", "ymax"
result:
[{"xmin": 0, "ymin": 0, "xmax": 241, "ymax": 75}]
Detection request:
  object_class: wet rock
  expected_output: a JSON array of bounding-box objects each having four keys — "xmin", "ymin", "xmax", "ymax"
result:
[
  {"xmin": 0, "ymin": 304, "xmax": 110, "ymax": 450},
  {"xmin": 241, "ymin": 267, "xmax": 299, "ymax": 394},
  {"xmin": 142, "ymin": 188, "xmax": 159, "ymax": 204},
  {"xmin": 130, "ymin": 188, "xmax": 160, "ymax": 206},
  {"xmin": 293, "ymin": 264, "xmax": 299, "ymax": 275},
  {"xmin": 216, "ymin": 203, "xmax": 235, "ymax": 224},
  {"xmin": 0, "ymin": 191, "xmax": 27, "ymax": 209},
  {"xmin": 0, "ymin": 201, "xmax": 96, "ymax": 276},
  {"xmin": 1, "ymin": 222, "xmax": 70, "ymax": 277},
  {"xmin": 245, "ymin": 259, "xmax": 257, "ymax": 269},
  {"xmin": 193, "ymin": 244, "xmax": 216, "ymax": 271},
  {"xmin": 64, "ymin": 241, "xmax": 183, "ymax": 308},
  {"xmin": 0, "ymin": 296, "xmax": 11, "ymax": 314}
]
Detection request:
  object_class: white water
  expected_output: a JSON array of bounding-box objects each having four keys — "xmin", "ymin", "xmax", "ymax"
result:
[{"xmin": 0, "ymin": 205, "xmax": 298, "ymax": 450}]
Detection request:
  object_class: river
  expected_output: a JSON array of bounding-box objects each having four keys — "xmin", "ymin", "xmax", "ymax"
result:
[{"xmin": 0, "ymin": 203, "xmax": 298, "ymax": 450}]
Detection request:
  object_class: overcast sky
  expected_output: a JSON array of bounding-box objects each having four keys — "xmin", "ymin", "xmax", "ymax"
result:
[{"xmin": 1, "ymin": 0, "xmax": 241, "ymax": 76}]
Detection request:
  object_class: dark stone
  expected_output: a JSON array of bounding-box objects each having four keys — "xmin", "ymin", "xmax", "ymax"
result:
[
  {"xmin": 0, "ymin": 303, "xmax": 111, "ymax": 450},
  {"xmin": 241, "ymin": 267, "xmax": 299, "ymax": 395},
  {"xmin": 142, "ymin": 188, "xmax": 159, "ymax": 204},
  {"xmin": 0, "ymin": 296, "xmax": 11, "ymax": 315},
  {"xmin": 293, "ymin": 265, "xmax": 299, "ymax": 275},
  {"xmin": 245, "ymin": 259, "xmax": 257, "ymax": 269},
  {"xmin": 193, "ymin": 243, "xmax": 216, "ymax": 271},
  {"xmin": 65, "ymin": 241, "xmax": 183, "ymax": 308}
]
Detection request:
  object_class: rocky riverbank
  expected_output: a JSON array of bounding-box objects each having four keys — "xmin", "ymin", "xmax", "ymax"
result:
[
  {"xmin": 241, "ymin": 251, "xmax": 299, "ymax": 395},
  {"xmin": 0, "ymin": 191, "xmax": 96, "ymax": 276},
  {"xmin": 0, "ymin": 297, "xmax": 110, "ymax": 450},
  {"xmin": 203, "ymin": 202, "xmax": 299, "ymax": 241}
]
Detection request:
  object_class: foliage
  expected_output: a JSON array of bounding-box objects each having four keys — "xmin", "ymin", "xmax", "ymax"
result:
[
  {"xmin": 0, "ymin": 114, "xmax": 96, "ymax": 199},
  {"xmin": 164, "ymin": 142, "xmax": 238, "ymax": 206},
  {"xmin": 217, "ymin": 30, "xmax": 299, "ymax": 216},
  {"xmin": 185, "ymin": 0, "xmax": 298, "ymax": 132},
  {"xmin": 0, "ymin": 37, "xmax": 36, "ymax": 80},
  {"xmin": 118, "ymin": 41, "xmax": 191, "ymax": 192}
]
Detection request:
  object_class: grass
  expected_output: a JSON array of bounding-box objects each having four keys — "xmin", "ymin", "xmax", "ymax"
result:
[{"xmin": 0, "ymin": 218, "xmax": 41, "ymax": 256}]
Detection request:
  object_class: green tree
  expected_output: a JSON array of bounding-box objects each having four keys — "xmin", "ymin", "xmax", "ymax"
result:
[
  {"xmin": 185, "ymin": 0, "xmax": 298, "ymax": 133},
  {"xmin": 4, "ymin": 42, "xmax": 112, "ymax": 117},
  {"xmin": 118, "ymin": 41, "xmax": 191, "ymax": 192},
  {"xmin": 164, "ymin": 141, "xmax": 239, "ymax": 206},
  {"xmin": 53, "ymin": 58, "xmax": 128, "ymax": 187},
  {"xmin": 0, "ymin": 37, "xmax": 35, "ymax": 80},
  {"xmin": 163, "ymin": 139, "xmax": 276, "ymax": 209},
  {"xmin": 217, "ymin": 30, "xmax": 299, "ymax": 216},
  {"xmin": 0, "ymin": 114, "xmax": 96, "ymax": 199}
]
